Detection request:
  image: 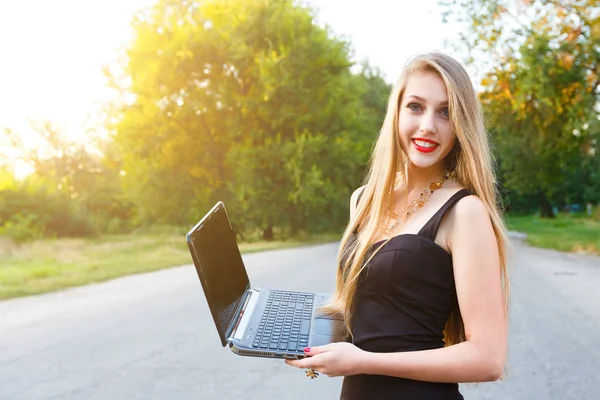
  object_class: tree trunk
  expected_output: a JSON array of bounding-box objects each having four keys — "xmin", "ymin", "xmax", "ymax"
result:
[
  {"xmin": 262, "ymin": 224, "xmax": 274, "ymax": 241},
  {"xmin": 288, "ymin": 204, "xmax": 301, "ymax": 237},
  {"xmin": 290, "ymin": 217, "xmax": 300, "ymax": 237},
  {"xmin": 538, "ymin": 191, "xmax": 555, "ymax": 218}
]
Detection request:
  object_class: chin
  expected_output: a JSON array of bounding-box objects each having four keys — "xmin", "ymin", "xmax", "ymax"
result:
[{"xmin": 407, "ymin": 152, "xmax": 447, "ymax": 170}]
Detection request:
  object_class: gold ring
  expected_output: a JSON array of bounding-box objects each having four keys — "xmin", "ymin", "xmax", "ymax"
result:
[{"xmin": 305, "ymin": 367, "xmax": 319, "ymax": 379}]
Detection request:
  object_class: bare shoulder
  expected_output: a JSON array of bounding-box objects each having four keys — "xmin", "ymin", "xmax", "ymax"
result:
[
  {"xmin": 452, "ymin": 192, "xmax": 489, "ymax": 220},
  {"xmin": 446, "ymin": 192, "xmax": 495, "ymax": 251},
  {"xmin": 349, "ymin": 185, "xmax": 366, "ymax": 222}
]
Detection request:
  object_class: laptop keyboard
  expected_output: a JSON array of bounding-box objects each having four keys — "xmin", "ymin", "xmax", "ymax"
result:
[{"xmin": 253, "ymin": 291, "xmax": 314, "ymax": 352}]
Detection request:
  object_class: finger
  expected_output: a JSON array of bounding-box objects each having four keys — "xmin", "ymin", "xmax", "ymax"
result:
[
  {"xmin": 285, "ymin": 356, "xmax": 316, "ymax": 369},
  {"xmin": 303, "ymin": 344, "xmax": 332, "ymax": 356}
]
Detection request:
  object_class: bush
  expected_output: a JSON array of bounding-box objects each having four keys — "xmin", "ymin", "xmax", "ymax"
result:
[
  {"xmin": 0, "ymin": 184, "xmax": 97, "ymax": 239},
  {"xmin": 593, "ymin": 206, "xmax": 600, "ymax": 222},
  {"xmin": 0, "ymin": 213, "xmax": 46, "ymax": 243},
  {"xmin": 106, "ymin": 217, "xmax": 128, "ymax": 234},
  {"xmin": 46, "ymin": 208, "xmax": 98, "ymax": 237}
]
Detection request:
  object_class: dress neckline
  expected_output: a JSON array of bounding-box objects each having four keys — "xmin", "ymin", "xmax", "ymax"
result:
[
  {"xmin": 361, "ymin": 188, "xmax": 470, "ymax": 252},
  {"xmin": 367, "ymin": 232, "xmax": 452, "ymax": 257}
]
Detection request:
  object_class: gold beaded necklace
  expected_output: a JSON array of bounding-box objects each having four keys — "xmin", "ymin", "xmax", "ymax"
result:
[{"xmin": 381, "ymin": 171, "xmax": 455, "ymax": 238}]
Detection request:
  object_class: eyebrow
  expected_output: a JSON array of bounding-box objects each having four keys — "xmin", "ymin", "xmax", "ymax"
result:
[{"xmin": 405, "ymin": 95, "xmax": 448, "ymax": 106}]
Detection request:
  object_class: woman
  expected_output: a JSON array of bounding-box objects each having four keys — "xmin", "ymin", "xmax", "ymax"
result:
[{"xmin": 286, "ymin": 52, "xmax": 510, "ymax": 399}]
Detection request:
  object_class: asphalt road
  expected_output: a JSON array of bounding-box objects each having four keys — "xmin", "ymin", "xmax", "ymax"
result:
[{"xmin": 1, "ymin": 238, "xmax": 599, "ymax": 400}]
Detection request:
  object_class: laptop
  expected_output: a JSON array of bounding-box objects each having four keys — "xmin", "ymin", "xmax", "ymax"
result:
[{"xmin": 186, "ymin": 201, "xmax": 345, "ymax": 360}]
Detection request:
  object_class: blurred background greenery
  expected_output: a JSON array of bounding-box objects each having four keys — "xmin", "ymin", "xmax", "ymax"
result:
[{"xmin": 0, "ymin": 0, "xmax": 599, "ymax": 298}]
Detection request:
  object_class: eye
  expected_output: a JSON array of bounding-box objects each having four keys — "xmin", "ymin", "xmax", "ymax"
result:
[
  {"xmin": 407, "ymin": 103, "xmax": 422, "ymax": 112},
  {"xmin": 439, "ymin": 107, "xmax": 450, "ymax": 118}
]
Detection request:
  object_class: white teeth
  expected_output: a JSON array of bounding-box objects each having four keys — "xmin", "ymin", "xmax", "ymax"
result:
[{"xmin": 414, "ymin": 140, "xmax": 438, "ymax": 148}]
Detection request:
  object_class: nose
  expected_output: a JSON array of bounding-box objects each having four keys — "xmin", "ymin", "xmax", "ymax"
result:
[{"xmin": 419, "ymin": 114, "xmax": 437, "ymax": 134}]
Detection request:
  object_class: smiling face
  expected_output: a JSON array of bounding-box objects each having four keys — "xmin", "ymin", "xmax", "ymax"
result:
[{"xmin": 398, "ymin": 70, "xmax": 457, "ymax": 171}]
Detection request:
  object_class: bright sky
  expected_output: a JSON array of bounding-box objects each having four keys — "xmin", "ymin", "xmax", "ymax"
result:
[
  {"xmin": 0, "ymin": 0, "xmax": 463, "ymax": 176},
  {"xmin": 307, "ymin": 0, "xmax": 464, "ymax": 81}
]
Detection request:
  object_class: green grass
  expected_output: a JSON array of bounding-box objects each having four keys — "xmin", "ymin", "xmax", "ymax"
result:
[
  {"xmin": 506, "ymin": 214, "xmax": 600, "ymax": 255},
  {"xmin": 0, "ymin": 231, "xmax": 341, "ymax": 300},
  {"xmin": 5, "ymin": 213, "xmax": 596, "ymax": 301}
]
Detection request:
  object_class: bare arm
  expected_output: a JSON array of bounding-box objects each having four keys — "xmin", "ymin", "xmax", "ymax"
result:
[
  {"xmin": 288, "ymin": 194, "xmax": 507, "ymax": 382},
  {"xmin": 359, "ymin": 195, "xmax": 507, "ymax": 382}
]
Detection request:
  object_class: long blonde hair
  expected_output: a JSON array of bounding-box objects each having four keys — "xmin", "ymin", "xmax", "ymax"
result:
[{"xmin": 322, "ymin": 52, "xmax": 510, "ymax": 347}]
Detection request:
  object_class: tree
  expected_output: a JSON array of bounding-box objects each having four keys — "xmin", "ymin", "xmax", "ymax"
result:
[
  {"xmin": 443, "ymin": 0, "xmax": 600, "ymax": 217},
  {"xmin": 109, "ymin": 0, "xmax": 389, "ymax": 237},
  {"xmin": 3, "ymin": 122, "xmax": 96, "ymax": 198},
  {"xmin": 1, "ymin": 122, "xmax": 134, "ymax": 237}
]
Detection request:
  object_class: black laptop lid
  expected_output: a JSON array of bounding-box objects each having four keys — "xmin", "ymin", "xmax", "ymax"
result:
[{"xmin": 186, "ymin": 202, "xmax": 250, "ymax": 346}]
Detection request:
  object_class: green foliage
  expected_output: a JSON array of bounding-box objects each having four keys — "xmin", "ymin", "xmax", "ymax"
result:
[
  {"xmin": 444, "ymin": 0, "xmax": 600, "ymax": 216},
  {"xmin": 0, "ymin": 123, "xmax": 140, "ymax": 241},
  {"xmin": 0, "ymin": 177, "xmax": 97, "ymax": 238},
  {"xmin": 0, "ymin": 213, "xmax": 45, "ymax": 243},
  {"xmin": 4, "ymin": 1, "xmax": 392, "ymax": 242},
  {"xmin": 110, "ymin": 0, "xmax": 390, "ymax": 238}
]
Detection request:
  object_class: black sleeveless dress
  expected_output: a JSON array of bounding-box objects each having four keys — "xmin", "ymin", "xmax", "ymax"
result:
[{"xmin": 339, "ymin": 188, "xmax": 472, "ymax": 400}]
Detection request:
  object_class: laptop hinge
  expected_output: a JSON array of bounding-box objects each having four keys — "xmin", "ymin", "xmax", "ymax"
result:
[
  {"xmin": 224, "ymin": 286, "xmax": 258, "ymax": 341},
  {"xmin": 228, "ymin": 288, "xmax": 260, "ymax": 342}
]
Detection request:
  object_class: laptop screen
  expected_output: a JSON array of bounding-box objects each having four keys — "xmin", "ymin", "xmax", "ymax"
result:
[{"xmin": 186, "ymin": 202, "xmax": 250, "ymax": 346}]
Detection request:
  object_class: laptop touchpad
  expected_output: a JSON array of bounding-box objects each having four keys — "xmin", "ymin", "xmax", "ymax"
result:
[{"xmin": 313, "ymin": 317, "xmax": 334, "ymax": 335}]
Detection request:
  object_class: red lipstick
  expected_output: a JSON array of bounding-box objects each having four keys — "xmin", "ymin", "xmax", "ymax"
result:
[{"xmin": 411, "ymin": 138, "xmax": 439, "ymax": 153}]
